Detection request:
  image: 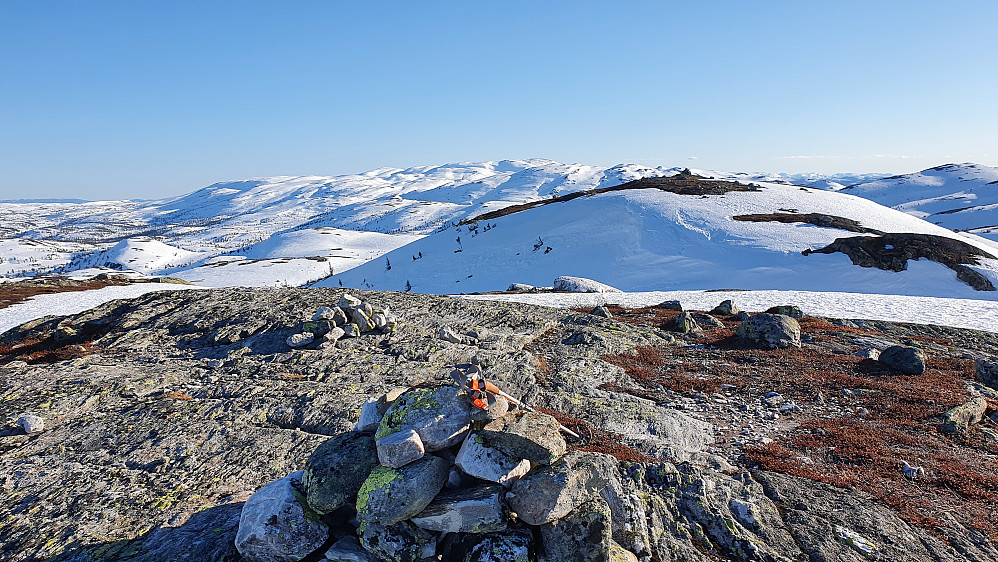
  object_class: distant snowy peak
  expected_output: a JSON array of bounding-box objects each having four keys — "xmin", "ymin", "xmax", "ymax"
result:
[
  {"xmin": 67, "ymin": 238, "xmax": 205, "ymax": 275},
  {"xmin": 841, "ymin": 163, "xmax": 998, "ymax": 239}
]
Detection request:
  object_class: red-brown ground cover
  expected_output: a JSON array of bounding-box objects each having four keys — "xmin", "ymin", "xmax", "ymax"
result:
[{"xmin": 597, "ymin": 305, "xmax": 998, "ymax": 542}]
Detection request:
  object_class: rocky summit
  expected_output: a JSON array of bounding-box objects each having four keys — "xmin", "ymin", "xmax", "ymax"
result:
[{"xmin": 2, "ymin": 288, "xmax": 998, "ymax": 561}]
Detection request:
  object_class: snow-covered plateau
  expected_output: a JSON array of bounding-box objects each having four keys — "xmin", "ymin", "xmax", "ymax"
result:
[{"xmin": 4, "ymin": 159, "xmax": 998, "ymax": 332}]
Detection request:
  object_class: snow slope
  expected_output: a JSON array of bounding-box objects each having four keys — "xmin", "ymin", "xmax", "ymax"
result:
[
  {"xmin": 841, "ymin": 163, "xmax": 998, "ymax": 239},
  {"xmin": 316, "ymin": 181, "xmax": 998, "ymax": 300}
]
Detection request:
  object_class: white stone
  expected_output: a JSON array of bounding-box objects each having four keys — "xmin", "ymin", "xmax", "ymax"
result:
[
  {"xmin": 352, "ymin": 308, "xmax": 376, "ymax": 332},
  {"xmin": 338, "ymin": 293, "xmax": 362, "ymax": 309},
  {"xmin": 377, "ymin": 429, "xmax": 425, "ymax": 468},
  {"xmin": 440, "ymin": 326, "xmax": 464, "ymax": 344},
  {"xmin": 17, "ymin": 414, "xmax": 44, "ymax": 434},
  {"xmin": 456, "ymin": 433, "xmax": 531, "ymax": 487},
  {"xmin": 355, "ymin": 400, "xmax": 382, "ymax": 433},
  {"xmin": 312, "ymin": 306, "xmax": 336, "ymax": 321},
  {"xmin": 286, "ymin": 332, "xmax": 314, "ymax": 348}
]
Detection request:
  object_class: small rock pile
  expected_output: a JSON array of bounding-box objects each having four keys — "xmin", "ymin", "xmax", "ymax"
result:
[
  {"xmin": 286, "ymin": 293, "xmax": 397, "ymax": 349},
  {"xmin": 234, "ymin": 372, "xmax": 641, "ymax": 562}
]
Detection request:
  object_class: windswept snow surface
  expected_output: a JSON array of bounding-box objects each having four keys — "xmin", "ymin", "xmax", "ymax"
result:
[
  {"xmin": 461, "ymin": 290, "xmax": 998, "ymax": 334},
  {"xmin": 0, "ymin": 283, "xmax": 201, "ymax": 335},
  {"xmin": 842, "ymin": 163, "xmax": 998, "ymax": 240},
  {"xmin": 318, "ymin": 181, "xmax": 998, "ymax": 300}
]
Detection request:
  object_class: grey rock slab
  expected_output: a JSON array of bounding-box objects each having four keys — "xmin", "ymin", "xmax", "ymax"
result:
[
  {"xmin": 359, "ymin": 520, "xmax": 437, "ymax": 562},
  {"xmin": 977, "ymin": 359, "xmax": 998, "ymax": 390},
  {"xmin": 234, "ymin": 471, "xmax": 329, "ymax": 562},
  {"xmin": 440, "ymin": 325, "xmax": 466, "ymax": 344},
  {"xmin": 312, "ymin": 306, "xmax": 337, "ymax": 321},
  {"xmin": 507, "ymin": 451, "xmax": 622, "ymax": 526},
  {"xmin": 411, "ymin": 484, "xmax": 507, "ymax": 534},
  {"xmin": 342, "ymin": 323, "xmax": 361, "ymax": 337},
  {"xmin": 376, "ymin": 429, "xmax": 426, "ymax": 468},
  {"xmin": 691, "ymin": 312, "xmax": 724, "ymax": 329},
  {"xmin": 878, "ymin": 345, "xmax": 926, "ymax": 375},
  {"xmin": 376, "ymin": 385, "xmax": 471, "ymax": 452},
  {"xmin": 469, "ymin": 393, "xmax": 509, "ymax": 424},
  {"xmin": 16, "ymin": 414, "xmax": 44, "ymax": 434},
  {"xmin": 351, "ymin": 308, "xmax": 376, "ymax": 332},
  {"xmin": 480, "ymin": 410, "xmax": 567, "ymax": 465},
  {"xmin": 737, "ymin": 313, "xmax": 801, "ymax": 349},
  {"xmin": 939, "ymin": 397, "xmax": 988, "ymax": 433},
  {"xmin": 324, "ymin": 536, "xmax": 377, "ymax": 561},
  {"xmin": 303, "ymin": 431, "xmax": 379, "ymax": 515},
  {"xmin": 356, "ymin": 455, "xmax": 449, "ymax": 526},
  {"xmin": 538, "ymin": 495, "xmax": 615, "ymax": 562},
  {"xmin": 455, "ymin": 432, "xmax": 531, "ymax": 486}
]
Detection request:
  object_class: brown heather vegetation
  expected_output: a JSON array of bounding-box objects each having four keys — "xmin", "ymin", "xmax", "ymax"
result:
[{"xmin": 595, "ymin": 304, "xmax": 998, "ymax": 542}]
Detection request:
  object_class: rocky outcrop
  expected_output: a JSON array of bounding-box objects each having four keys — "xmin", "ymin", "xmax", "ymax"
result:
[
  {"xmin": 1, "ymin": 287, "xmax": 996, "ymax": 561},
  {"xmin": 552, "ymin": 276, "xmax": 623, "ymax": 293}
]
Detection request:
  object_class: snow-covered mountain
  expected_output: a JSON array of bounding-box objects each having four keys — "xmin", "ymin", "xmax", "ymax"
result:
[
  {"xmin": 4, "ymin": 159, "xmax": 998, "ymax": 300},
  {"xmin": 841, "ymin": 163, "xmax": 998, "ymax": 239}
]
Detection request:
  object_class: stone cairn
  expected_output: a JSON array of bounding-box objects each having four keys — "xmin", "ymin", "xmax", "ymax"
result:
[
  {"xmin": 286, "ymin": 293, "xmax": 397, "ymax": 349},
  {"xmin": 233, "ymin": 370, "xmax": 640, "ymax": 562}
]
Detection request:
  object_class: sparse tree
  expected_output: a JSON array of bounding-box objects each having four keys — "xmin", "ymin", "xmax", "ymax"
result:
[
  {"xmin": 386, "ymin": 257, "xmax": 391, "ymax": 271},
  {"xmin": 405, "ymin": 280, "xmax": 412, "ymax": 292}
]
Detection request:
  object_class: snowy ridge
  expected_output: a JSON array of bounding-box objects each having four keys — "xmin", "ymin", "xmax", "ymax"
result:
[{"xmin": 842, "ymin": 163, "xmax": 998, "ymax": 239}]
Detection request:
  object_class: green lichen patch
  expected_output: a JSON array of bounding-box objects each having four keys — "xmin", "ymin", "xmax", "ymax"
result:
[
  {"xmin": 356, "ymin": 465, "xmax": 403, "ymax": 514},
  {"xmin": 375, "ymin": 387, "xmax": 441, "ymax": 439}
]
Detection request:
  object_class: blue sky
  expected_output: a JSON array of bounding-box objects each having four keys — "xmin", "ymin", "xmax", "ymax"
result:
[{"xmin": 1, "ymin": 1, "xmax": 996, "ymax": 200}]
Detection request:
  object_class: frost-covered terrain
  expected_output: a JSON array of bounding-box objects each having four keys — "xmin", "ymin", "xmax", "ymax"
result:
[{"xmin": 842, "ymin": 163, "xmax": 998, "ymax": 239}]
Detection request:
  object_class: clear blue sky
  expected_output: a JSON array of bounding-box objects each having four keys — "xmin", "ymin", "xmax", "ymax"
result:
[{"xmin": 2, "ymin": 1, "xmax": 996, "ymax": 200}]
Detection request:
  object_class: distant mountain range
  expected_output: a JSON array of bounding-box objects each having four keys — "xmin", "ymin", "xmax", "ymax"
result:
[{"xmin": 2, "ymin": 160, "xmax": 997, "ymax": 300}]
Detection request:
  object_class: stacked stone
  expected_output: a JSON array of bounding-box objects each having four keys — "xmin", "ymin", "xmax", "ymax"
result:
[
  {"xmin": 234, "ymin": 381, "xmax": 640, "ymax": 562},
  {"xmin": 286, "ymin": 293, "xmax": 397, "ymax": 349}
]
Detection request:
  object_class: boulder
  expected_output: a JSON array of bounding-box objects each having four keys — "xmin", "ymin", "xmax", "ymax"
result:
[
  {"xmin": 410, "ymin": 484, "xmax": 507, "ymax": 534},
  {"xmin": 324, "ymin": 536, "xmax": 377, "ymax": 562},
  {"xmin": 507, "ymin": 451, "xmax": 621, "ymax": 525},
  {"xmin": 323, "ymin": 326, "xmax": 346, "ymax": 343},
  {"xmin": 855, "ymin": 348, "xmax": 880, "ymax": 360},
  {"xmin": 303, "ymin": 432, "xmax": 379, "ymax": 515},
  {"xmin": 674, "ymin": 312, "xmax": 702, "ymax": 334},
  {"xmin": 287, "ymin": 332, "xmax": 315, "ymax": 348},
  {"xmin": 939, "ymin": 397, "xmax": 988, "ymax": 433},
  {"xmin": 376, "ymin": 386, "xmax": 471, "ymax": 452},
  {"xmin": 440, "ymin": 530, "xmax": 534, "ymax": 562},
  {"xmin": 339, "ymin": 293, "xmax": 362, "ymax": 309},
  {"xmin": 234, "ymin": 471, "xmax": 329, "ymax": 562},
  {"xmin": 656, "ymin": 300, "xmax": 684, "ymax": 311},
  {"xmin": 553, "ymin": 276, "xmax": 622, "ymax": 293},
  {"xmin": 736, "ymin": 314, "xmax": 801, "ymax": 349},
  {"xmin": 356, "ymin": 455, "xmax": 449, "ymax": 525},
  {"xmin": 589, "ymin": 305, "xmax": 613, "ymax": 319},
  {"xmin": 691, "ymin": 312, "xmax": 724, "ymax": 329},
  {"xmin": 343, "ymin": 323, "xmax": 361, "ymax": 337},
  {"xmin": 879, "ymin": 345, "xmax": 926, "ymax": 375},
  {"xmin": 376, "ymin": 429, "xmax": 426, "ymax": 468},
  {"xmin": 455, "ymin": 432, "xmax": 531, "ymax": 486},
  {"xmin": 16, "ymin": 414, "xmax": 44, "ymax": 434},
  {"xmin": 312, "ymin": 306, "xmax": 337, "ymax": 321},
  {"xmin": 538, "ymin": 496, "xmax": 615, "ymax": 562},
  {"xmin": 359, "ymin": 520, "xmax": 436, "ymax": 562},
  {"xmin": 480, "ymin": 410, "xmax": 567, "ymax": 465},
  {"xmin": 765, "ymin": 304, "xmax": 804, "ymax": 319},
  {"xmin": 710, "ymin": 299, "xmax": 739, "ymax": 316}
]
